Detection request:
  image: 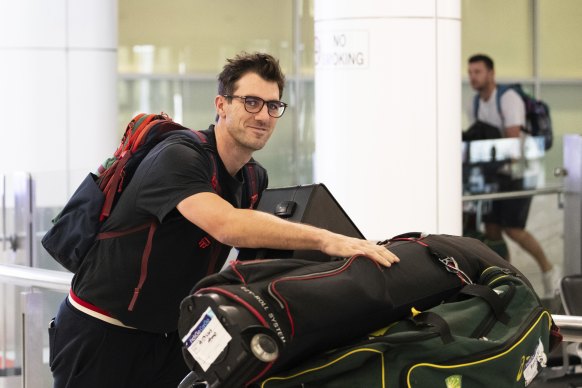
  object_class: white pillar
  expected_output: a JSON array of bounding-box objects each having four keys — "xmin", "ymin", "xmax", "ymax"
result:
[
  {"xmin": 0, "ymin": 0, "xmax": 118, "ymax": 205},
  {"xmin": 314, "ymin": 0, "xmax": 462, "ymax": 239}
]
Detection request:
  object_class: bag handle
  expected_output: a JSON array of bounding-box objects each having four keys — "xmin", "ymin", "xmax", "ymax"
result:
[
  {"xmin": 460, "ymin": 283, "xmax": 512, "ymax": 325},
  {"xmin": 382, "ymin": 232, "xmax": 474, "ymax": 285},
  {"xmin": 411, "ymin": 311, "xmax": 454, "ymax": 345},
  {"xmin": 410, "ymin": 282, "xmax": 513, "ymax": 345}
]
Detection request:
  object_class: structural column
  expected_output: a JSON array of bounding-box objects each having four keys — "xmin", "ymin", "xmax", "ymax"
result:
[
  {"xmin": 0, "ymin": 0, "xmax": 118, "ymax": 204},
  {"xmin": 314, "ymin": 0, "xmax": 462, "ymax": 239}
]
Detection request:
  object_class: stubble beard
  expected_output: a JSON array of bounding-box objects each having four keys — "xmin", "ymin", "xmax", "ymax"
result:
[
  {"xmin": 470, "ymin": 79, "xmax": 483, "ymax": 92},
  {"xmin": 235, "ymin": 126, "xmax": 272, "ymax": 152}
]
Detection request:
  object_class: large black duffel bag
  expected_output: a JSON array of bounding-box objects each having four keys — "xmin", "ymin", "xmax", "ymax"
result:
[{"xmin": 177, "ymin": 233, "xmax": 529, "ymax": 387}]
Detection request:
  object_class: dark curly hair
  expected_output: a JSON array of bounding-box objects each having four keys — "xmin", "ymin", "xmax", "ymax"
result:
[{"xmin": 218, "ymin": 52, "xmax": 285, "ymax": 99}]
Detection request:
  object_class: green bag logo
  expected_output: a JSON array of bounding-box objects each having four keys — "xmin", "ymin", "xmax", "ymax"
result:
[{"xmin": 445, "ymin": 374, "xmax": 462, "ymax": 388}]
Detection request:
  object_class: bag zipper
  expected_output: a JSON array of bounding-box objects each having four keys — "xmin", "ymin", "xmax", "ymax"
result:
[
  {"xmin": 267, "ymin": 258, "xmax": 356, "ymax": 309},
  {"xmin": 267, "ymin": 256, "xmax": 373, "ymax": 339},
  {"xmin": 480, "ymin": 266, "xmax": 515, "ymax": 285}
]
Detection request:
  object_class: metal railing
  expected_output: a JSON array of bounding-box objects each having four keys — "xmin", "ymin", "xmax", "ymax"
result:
[
  {"xmin": 552, "ymin": 315, "xmax": 582, "ymax": 343},
  {"xmin": 461, "ymin": 185, "xmax": 565, "ymax": 244},
  {"xmin": 0, "ymin": 264, "xmax": 71, "ymax": 292},
  {"xmin": 0, "ymin": 264, "xmax": 72, "ymax": 388},
  {"xmin": 462, "ymin": 184, "xmax": 564, "ymax": 202}
]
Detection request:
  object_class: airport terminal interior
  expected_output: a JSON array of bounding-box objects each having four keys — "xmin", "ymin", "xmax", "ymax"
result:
[{"xmin": 1, "ymin": 0, "xmax": 582, "ymax": 386}]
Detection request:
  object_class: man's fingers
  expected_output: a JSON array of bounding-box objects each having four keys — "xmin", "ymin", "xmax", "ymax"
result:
[
  {"xmin": 363, "ymin": 242, "xmax": 399, "ymax": 267},
  {"xmin": 386, "ymin": 250, "xmax": 400, "ymax": 263},
  {"xmin": 327, "ymin": 236, "xmax": 400, "ymax": 268}
]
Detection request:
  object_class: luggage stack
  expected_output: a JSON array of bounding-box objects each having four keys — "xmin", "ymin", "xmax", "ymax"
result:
[
  {"xmin": 177, "ymin": 185, "xmax": 557, "ymax": 387},
  {"xmin": 259, "ymin": 266, "xmax": 559, "ymax": 387},
  {"xmin": 178, "ymin": 233, "xmax": 539, "ymax": 387}
]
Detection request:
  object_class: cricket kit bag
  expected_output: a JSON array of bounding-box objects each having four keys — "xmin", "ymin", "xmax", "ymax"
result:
[
  {"xmin": 260, "ymin": 265, "xmax": 560, "ymax": 388},
  {"xmin": 177, "ymin": 233, "xmax": 535, "ymax": 387}
]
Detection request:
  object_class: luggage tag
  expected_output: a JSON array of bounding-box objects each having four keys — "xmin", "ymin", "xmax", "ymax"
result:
[
  {"xmin": 523, "ymin": 338, "xmax": 547, "ymax": 385},
  {"xmin": 181, "ymin": 307, "xmax": 232, "ymax": 372}
]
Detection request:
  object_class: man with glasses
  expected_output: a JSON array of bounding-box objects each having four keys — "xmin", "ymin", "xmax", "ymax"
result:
[{"xmin": 49, "ymin": 52, "xmax": 399, "ymax": 388}]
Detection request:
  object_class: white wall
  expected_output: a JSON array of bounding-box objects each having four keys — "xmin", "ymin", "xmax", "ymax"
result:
[
  {"xmin": 0, "ymin": 0, "xmax": 118, "ymax": 206},
  {"xmin": 314, "ymin": 0, "xmax": 462, "ymax": 239}
]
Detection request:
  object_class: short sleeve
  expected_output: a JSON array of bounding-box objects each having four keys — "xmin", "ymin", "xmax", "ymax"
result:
[
  {"xmin": 134, "ymin": 138, "xmax": 215, "ymax": 222},
  {"xmin": 500, "ymin": 89, "xmax": 526, "ymax": 129}
]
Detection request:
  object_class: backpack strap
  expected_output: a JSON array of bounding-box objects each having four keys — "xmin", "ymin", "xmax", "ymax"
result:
[
  {"xmin": 472, "ymin": 94, "xmax": 480, "ymax": 121},
  {"xmin": 242, "ymin": 162, "xmax": 260, "ymax": 209},
  {"xmin": 473, "ymin": 84, "xmax": 512, "ymax": 127},
  {"xmin": 189, "ymin": 131, "xmax": 222, "ymax": 195},
  {"xmin": 189, "ymin": 129, "xmax": 263, "ymax": 209},
  {"xmin": 495, "ymin": 84, "xmax": 511, "ymax": 127}
]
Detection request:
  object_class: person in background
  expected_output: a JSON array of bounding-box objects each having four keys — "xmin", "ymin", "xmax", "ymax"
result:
[
  {"xmin": 467, "ymin": 53, "xmax": 559, "ymax": 299},
  {"xmin": 48, "ymin": 52, "xmax": 399, "ymax": 388}
]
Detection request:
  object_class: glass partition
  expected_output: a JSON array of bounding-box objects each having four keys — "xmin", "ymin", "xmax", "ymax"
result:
[
  {"xmin": 118, "ymin": 0, "xmax": 315, "ymax": 188},
  {"xmin": 1, "ymin": 171, "xmax": 72, "ymax": 387},
  {"xmin": 0, "ymin": 284, "xmax": 65, "ymax": 388},
  {"xmin": 461, "ymin": 0, "xmax": 582, "ymax": 302},
  {"xmin": 461, "ymin": 137, "xmax": 565, "ymax": 300}
]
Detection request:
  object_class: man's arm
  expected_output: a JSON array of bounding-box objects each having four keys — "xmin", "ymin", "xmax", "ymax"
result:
[
  {"xmin": 177, "ymin": 192, "xmax": 399, "ymax": 267},
  {"xmin": 505, "ymin": 125, "xmax": 521, "ymax": 138},
  {"xmin": 500, "ymin": 89, "xmax": 526, "ymax": 138}
]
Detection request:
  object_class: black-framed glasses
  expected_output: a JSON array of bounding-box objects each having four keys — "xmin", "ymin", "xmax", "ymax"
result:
[{"xmin": 223, "ymin": 95, "xmax": 288, "ymax": 118}]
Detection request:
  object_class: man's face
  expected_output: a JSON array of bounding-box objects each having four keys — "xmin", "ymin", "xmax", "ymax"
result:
[
  {"xmin": 468, "ymin": 61, "xmax": 494, "ymax": 92},
  {"xmin": 219, "ymin": 72, "xmax": 281, "ymax": 152}
]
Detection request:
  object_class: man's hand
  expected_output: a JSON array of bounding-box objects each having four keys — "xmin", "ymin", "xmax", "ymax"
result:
[
  {"xmin": 320, "ymin": 233, "xmax": 400, "ymax": 267},
  {"xmin": 505, "ymin": 125, "xmax": 521, "ymax": 138}
]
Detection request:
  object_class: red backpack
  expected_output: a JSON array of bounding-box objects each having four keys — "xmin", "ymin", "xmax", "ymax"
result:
[{"xmin": 42, "ymin": 113, "xmax": 261, "ymax": 272}]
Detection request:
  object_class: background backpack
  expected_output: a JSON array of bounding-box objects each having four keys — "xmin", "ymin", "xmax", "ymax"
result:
[
  {"xmin": 473, "ymin": 83, "xmax": 553, "ymax": 150},
  {"xmin": 41, "ymin": 113, "xmax": 260, "ymax": 273}
]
